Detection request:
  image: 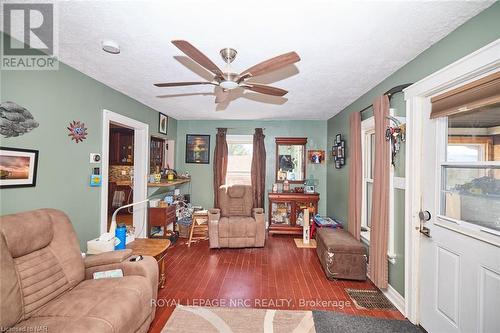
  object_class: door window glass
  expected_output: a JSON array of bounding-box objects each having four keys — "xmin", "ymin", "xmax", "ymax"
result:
[{"xmin": 442, "ymin": 104, "xmax": 500, "ymax": 231}]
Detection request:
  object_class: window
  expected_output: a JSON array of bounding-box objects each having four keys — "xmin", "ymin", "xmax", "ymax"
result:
[
  {"xmin": 361, "ymin": 118, "xmax": 375, "ymax": 243},
  {"xmin": 361, "ymin": 114, "xmax": 403, "ymax": 263},
  {"xmin": 226, "ymin": 135, "xmax": 253, "ymax": 186},
  {"xmin": 441, "ymin": 104, "xmax": 500, "ymax": 232}
]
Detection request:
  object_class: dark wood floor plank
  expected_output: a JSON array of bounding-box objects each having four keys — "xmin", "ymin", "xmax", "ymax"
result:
[{"xmin": 148, "ymin": 236, "xmax": 404, "ymax": 332}]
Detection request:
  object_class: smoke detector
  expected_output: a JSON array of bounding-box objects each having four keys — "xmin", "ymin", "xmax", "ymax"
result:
[{"xmin": 102, "ymin": 40, "xmax": 120, "ymax": 54}]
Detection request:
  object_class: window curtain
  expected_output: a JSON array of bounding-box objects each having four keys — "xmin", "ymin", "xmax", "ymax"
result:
[
  {"xmin": 348, "ymin": 112, "xmax": 362, "ymax": 241},
  {"xmin": 369, "ymin": 95, "xmax": 390, "ymax": 289},
  {"xmin": 251, "ymin": 128, "xmax": 266, "ymax": 208},
  {"xmin": 213, "ymin": 128, "xmax": 228, "ymax": 208}
]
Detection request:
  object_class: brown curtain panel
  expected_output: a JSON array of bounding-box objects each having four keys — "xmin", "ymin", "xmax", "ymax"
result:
[
  {"xmin": 213, "ymin": 128, "xmax": 228, "ymax": 208},
  {"xmin": 369, "ymin": 95, "xmax": 390, "ymax": 289},
  {"xmin": 251, "ymin": 128, "xmax": 266, "ymax": 208},
  {"xmin": 348, "ymin": 112, "xmax": 362, "ymax": 241}
]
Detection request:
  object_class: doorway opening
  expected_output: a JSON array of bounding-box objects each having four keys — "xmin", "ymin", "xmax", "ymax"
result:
[
  {"xmin": 100, "ymin": 110, "xmax": 149, "ymax": 238},
  {"xmin": 107, "ymin": 123, "xmax": 135, "ymax": 230}
]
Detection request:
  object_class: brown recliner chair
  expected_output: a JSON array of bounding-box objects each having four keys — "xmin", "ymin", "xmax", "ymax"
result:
[
  {"xmin": 208, "ymin": 185, "xmax": 265, "ymax": 248},
  {"xmin": 0, "ymin": 209, "xmax": 158, "ymax": 333}
]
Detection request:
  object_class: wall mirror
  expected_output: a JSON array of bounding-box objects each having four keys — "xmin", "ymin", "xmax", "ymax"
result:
[{"xmin": 275, "ymin": 137, "xmax": 307, "ymax": 183}]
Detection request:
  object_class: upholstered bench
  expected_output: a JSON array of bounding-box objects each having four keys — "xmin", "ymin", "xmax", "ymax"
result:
[{"xmin": 316, "ymin": 228, "xmax": 367, "ymax": 281}]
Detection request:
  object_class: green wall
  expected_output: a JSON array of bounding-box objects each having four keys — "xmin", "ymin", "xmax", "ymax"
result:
[
  {"xmin": 0, "ymin": 41, "xmax": 177, "ymax": 249},
  {"xmin": 175, "ymin": 120, "xmax": 328, "ymax": 215},
  {"xmin": 327, "ymin": 3, "xmax": 500, "ymax": 296}
]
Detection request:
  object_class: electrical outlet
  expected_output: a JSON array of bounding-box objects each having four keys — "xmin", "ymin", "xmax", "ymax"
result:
[{"xmin": 90, "ymin": 153, "xmax": 101, "ymax": 163}]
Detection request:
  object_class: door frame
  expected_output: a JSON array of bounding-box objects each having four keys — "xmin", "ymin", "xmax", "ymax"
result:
[
  {"xmin": 100, "ymin": 109, "xmax": 149, "ymax": 237},
  {"xmin": 403, "ymin": 39, "xmax": 500, "ymax": 324}
]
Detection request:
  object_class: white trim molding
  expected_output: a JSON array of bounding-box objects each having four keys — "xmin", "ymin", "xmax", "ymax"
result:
[
  {"xmin": 383, "ymin": 285, "xmax": 406, "ymax": 316},
  {"xmin": 100, "ymin": 109, "xmax": 149, "ymax": 238},
  {"xmin": 403, "ymin": 38, "xmax": 500, "ymax": 325}
]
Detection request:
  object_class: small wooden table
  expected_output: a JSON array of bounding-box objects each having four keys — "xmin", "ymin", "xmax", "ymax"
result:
[{"xmin": 127, "ymin": 238, "xmax": 170, "ymax": 288}]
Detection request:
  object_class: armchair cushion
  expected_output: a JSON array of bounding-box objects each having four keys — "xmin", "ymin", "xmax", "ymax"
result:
[
  {"xmin": 24, "ymin": 275, "xmax": 153, "ymax": 333},
  {"xmin": 84, "ymin": 249, "xmax": 132, "ymax": 268},
  {"xmin": 219, "ymin": 185, "xmax": 253, "ymax": 217}
]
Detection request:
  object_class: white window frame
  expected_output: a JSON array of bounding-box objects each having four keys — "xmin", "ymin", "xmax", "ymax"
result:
[
  {"xmin": 361, "ymin": 112, "xmax": 405, "ymax": 264},
  {"xmin": 436, "ymin": 117, "xmax": 500, "ymax": 235},
  {"xmin": 225, "ymin": 134, "xmax": 253, "ymax": 186},
  {"xmin": 361, "ymin": 117, "xmax": 375, "ymax": 244}
]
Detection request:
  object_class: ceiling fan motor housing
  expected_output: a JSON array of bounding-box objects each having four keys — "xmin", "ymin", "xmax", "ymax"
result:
[{"xmin": 220, "ymin": 48, "xmax": 237, "ymax": 63}]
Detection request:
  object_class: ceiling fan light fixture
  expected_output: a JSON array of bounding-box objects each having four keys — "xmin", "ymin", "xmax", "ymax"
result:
[{"xmin": 219, "ymin": 80, "xmax": 239, "ymax": 90}]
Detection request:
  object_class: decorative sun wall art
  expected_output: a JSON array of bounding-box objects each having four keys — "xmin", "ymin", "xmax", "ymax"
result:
[{"xmin": 67, "ymin": 121, "xmax": 88, "ymax": 143}]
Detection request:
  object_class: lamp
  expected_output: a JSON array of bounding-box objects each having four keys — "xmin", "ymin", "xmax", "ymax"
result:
[
  {"xmin": 109, "ymin": 199, "xmax": 149, "ymax": 237},
  {"xmin": 87, "ymin": 199, "xmax": 149, "ymax": 254}
]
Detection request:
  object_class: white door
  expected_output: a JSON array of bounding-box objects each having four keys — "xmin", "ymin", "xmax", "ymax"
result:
[{"xmin": 418, "ymin": 102, "xmax": 500, "ymax": 333}]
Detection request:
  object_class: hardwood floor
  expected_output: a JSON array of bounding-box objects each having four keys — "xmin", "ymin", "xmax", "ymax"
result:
[{"xmin": 149, "ymin": 235, "xmax": 405, "ymax": 332}]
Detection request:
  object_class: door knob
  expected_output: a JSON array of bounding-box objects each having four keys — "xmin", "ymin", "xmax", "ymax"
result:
[
  {"xmin": 418, "ymin": 210, "xmax": 432, "ymax": 238},
  {"xmin": 419, "ymin": 210, "xmax": 431, "ymax": 222}
]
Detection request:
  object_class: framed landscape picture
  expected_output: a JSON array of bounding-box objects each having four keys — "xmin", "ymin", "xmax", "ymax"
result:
[
  {"xmin": 0, "ymin": 147, "xmax": 39, "ymax": 188},
  {"xmin": 185, "ymin": 134, "xmax": 210, "ymax": 164},
  {"xmin": 159, "ymin": 112, "xmax": 168, "ymax": 134}
]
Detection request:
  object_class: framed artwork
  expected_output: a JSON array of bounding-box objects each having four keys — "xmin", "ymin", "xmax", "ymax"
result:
[
  {"xmin": 159, "ymin": 113, "xmax": 168, "ymax": 135},
  {"xmin": 332, "ymin": 134, "xmax": 346, "ymax": 169},
  {"xmin": 185, "ymin": 134, "xmax": 210, "ymax": 164},
  {"xmin": 308, "ymin": 150, "xmax": 325, "ymax": 164},
  {"xmin": 0, "ymin": 147, "xmax": 39, "ymax": 188}
]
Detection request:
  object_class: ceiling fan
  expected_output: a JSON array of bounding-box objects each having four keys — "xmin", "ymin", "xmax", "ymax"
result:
[{"xmin": 154, "ymin": 40, "xmax": 300, "ymax": 104}]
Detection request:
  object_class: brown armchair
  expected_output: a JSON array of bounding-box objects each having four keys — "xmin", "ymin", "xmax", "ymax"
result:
[
  {"xmin": 0, "ymin": 209, "xmax": 158, "ymax": 333},
  {"xmin": 208, "ymin": 185, "xmax": 266, "ymax": 248}
]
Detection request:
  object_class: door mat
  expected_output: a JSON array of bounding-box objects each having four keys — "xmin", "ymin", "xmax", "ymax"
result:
[
  {"xmin": 345, "ymin": 289, "xmax": 396, "ymax": 310},
  {"xmin": 294, "ymin": 238, "xmax": 317, "ymax": 248}
]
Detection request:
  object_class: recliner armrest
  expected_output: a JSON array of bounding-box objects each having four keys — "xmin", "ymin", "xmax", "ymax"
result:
[
  {"xmin": 208, "ymin": 208, "xmax": 220, "ymax": 248},
  {"xmin": 208, "ymin": 208, "xmax": 220, "ymax": 221},
  {"xmin": 84, "ymin": 249, "xmax": 132, "ymax": 268},
  {"xmin": 252, "ymin": 208, "xmax": 264, "ymax": 217}
]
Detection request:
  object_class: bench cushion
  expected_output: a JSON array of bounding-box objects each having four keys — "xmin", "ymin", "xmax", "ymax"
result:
[{"xmin": 316, "ymin": 228, "xmax": 366, "ymax": 254}]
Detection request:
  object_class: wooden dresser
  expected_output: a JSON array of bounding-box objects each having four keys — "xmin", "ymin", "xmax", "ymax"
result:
[
  {"xmin": 268, "ymin": 192, "xmax": 320, "ymax": 235},
  {"xmin": 148, "ymin": 205, "xmax": 176, "ymax": 238}
]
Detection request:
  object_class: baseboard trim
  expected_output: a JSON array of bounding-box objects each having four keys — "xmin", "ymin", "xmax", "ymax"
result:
[{"xmin": 382, "ymin": 284, "xmax": 405, "ymax": 316}]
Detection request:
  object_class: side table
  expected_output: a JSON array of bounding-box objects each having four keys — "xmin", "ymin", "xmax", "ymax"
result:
[{"xmin": 127, "ymin": 238, "xmax": 170, "ymax": 288}]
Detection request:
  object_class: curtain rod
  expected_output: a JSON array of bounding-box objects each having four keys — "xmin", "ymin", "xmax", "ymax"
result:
[
  {"xmin": 216, "ymin": 127, "xmax": 265, "ymax": 130},
  {"xmin": 358, "ymin": 83, "xmax": 413, "ymax": 113}
]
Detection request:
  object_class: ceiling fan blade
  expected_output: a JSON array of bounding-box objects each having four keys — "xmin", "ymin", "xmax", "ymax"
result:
[
  {"xmin": 171, "ymin": 40, "xmax": 224, "ymax": 79},
  {"xmin": 242, "ymin": 84, "xmax": 288, "ymax": 96},
  {"xmin": 214, "ymin": 87, "xmax": 230, "ymax": 104},
  {"xmin": 154, "ymin": 82, "xmax": 216, "ymax": 87},
  {"xmin": 238, "ymin": 51, "xmax": 300, "ymax": 81}
]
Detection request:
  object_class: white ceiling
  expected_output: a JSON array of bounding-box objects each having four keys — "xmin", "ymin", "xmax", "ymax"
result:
[{"xmin": 51, "ymin": 1, "xmax": 493, "ymax": 120}]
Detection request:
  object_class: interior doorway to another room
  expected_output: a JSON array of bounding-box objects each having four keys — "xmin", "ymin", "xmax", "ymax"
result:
[
  {"xmin": 100, "ymin": 110, "xmax": 149, "ymax": 238},
  {"xmin": 107, "ymin": 123, "xmax": 135, "ymax": 229}
]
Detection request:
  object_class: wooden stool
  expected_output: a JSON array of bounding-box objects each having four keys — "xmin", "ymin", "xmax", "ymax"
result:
[{"xmin": 188, "ymin": 210, "xmax": 209, "ymax": 247}]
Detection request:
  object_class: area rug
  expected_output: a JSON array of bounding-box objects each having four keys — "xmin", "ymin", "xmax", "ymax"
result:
[
  {"xmin": 313, "ymin": 310, "xmax": 423, "ymax": 333},
  {"xmin": 162, "ymin": 306, "xmax": 315, "ymax": 333},
  {"xmin": 294, "ymin": 238, "xmax": 317, "ymax": 248},
  {"xmin": 345, "ymin": 289, "xmax": 396, "ymax": 310}
]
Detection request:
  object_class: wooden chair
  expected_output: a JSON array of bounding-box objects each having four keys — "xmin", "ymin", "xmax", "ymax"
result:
[{"xmin": 188, "ymin": 210, "xmax": 209, "ymax": 247}]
